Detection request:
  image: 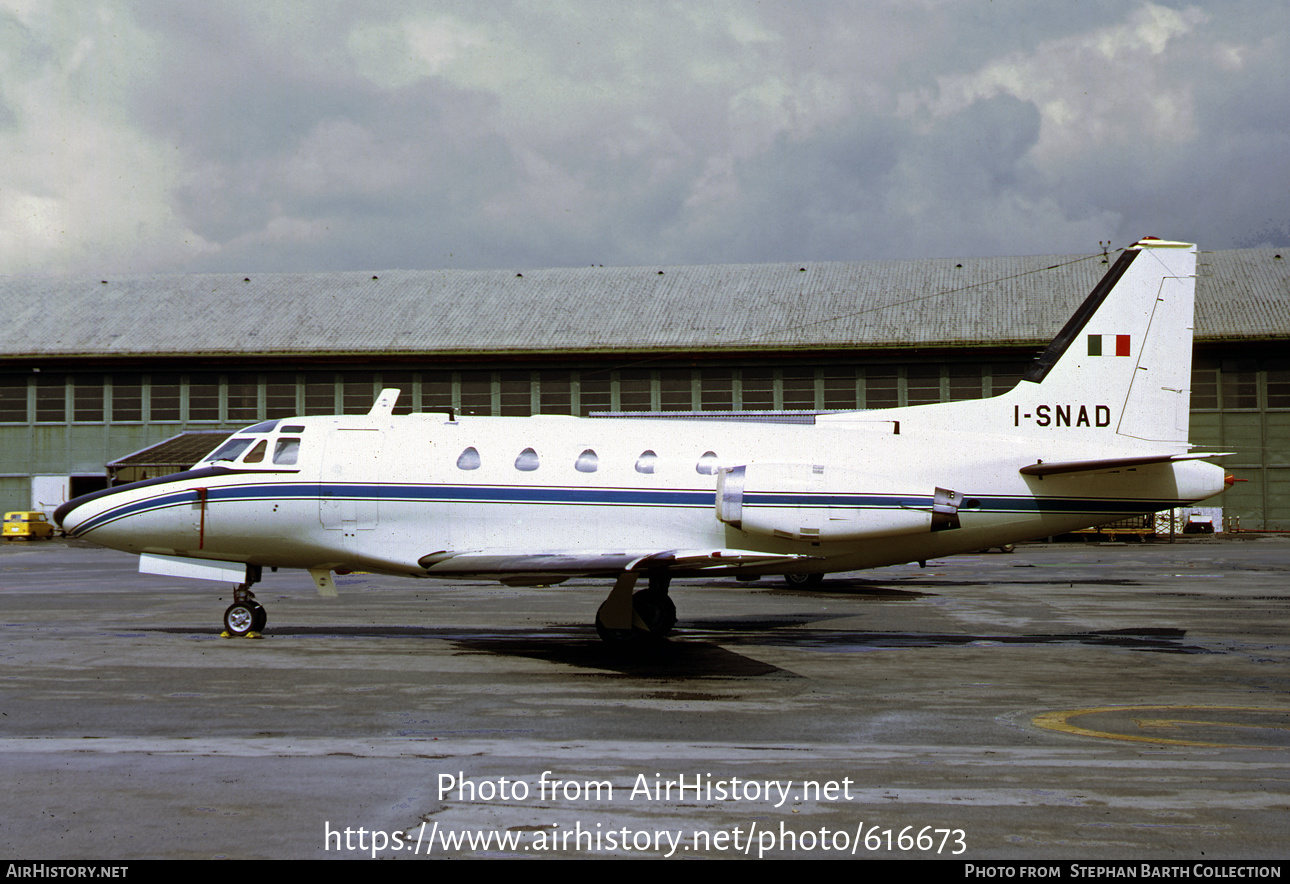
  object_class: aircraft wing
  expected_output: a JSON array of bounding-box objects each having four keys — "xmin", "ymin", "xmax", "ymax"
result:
[
  {"xmin": 416, "ymin": 548, "xmax": 814, "ymax": 581},
  {"xmin": 1019, "ymin": 452, "xmax": 1233, "ymax": 477}
]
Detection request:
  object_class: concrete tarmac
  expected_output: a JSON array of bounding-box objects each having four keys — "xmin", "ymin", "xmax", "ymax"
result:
[{"xmin": 2, "ymin": 536, "xmax": 1288, "ymax": 860}]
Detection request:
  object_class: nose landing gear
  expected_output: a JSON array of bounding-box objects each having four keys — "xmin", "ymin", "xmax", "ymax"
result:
[{"xmin": 222, "ymin": 580, "xmax": 266, "ymax": 638}]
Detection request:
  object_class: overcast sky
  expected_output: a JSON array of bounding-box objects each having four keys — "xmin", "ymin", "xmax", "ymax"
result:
[{"xmin": 2, "ymin": 1, "xmax": 1287, "ymax": 275}]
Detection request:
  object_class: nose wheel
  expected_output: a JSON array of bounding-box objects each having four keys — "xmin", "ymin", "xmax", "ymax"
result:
[{"xmin": 222, "ymin": 583, "xmax": 267, "ymax": 637}]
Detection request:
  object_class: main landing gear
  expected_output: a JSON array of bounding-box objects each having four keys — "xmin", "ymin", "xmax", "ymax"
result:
[
  {"xmin": 594, "ymin": 571, "xmax": 676, "ymax": 646},
  {"xmin": 222, "ymin": 579, "xmax": 267, "ymax": 638}
]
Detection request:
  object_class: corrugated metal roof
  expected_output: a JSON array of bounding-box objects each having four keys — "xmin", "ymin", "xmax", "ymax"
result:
[
  {"xmin": 1, "ymin": 248, "xmax": 1285, "ymax": 360},
  {"xmin": 107, "ymin": 431, "xmax": 232, "ymax": 468}
]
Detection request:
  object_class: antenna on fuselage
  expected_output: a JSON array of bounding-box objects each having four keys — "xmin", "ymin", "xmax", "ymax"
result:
[{"xmin": 368, "ymin": 388, "xmax": 400, "ymax": 417}]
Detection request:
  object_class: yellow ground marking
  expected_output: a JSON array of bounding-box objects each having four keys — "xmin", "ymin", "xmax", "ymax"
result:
[{"xmin": 1032, "ymin": 705, "xmax": 1290, "ymax": 749}]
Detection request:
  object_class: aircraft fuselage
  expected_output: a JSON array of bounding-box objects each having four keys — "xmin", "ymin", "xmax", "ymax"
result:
[{"xmin": 59, "ymin": 397, "xmax": 1225, "ymax": 582}]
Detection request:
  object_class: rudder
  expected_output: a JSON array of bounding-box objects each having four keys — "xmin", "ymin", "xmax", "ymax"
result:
[{"xmin": 1012, "ymin": 238, "xmax": 1197, "ymax": 445}]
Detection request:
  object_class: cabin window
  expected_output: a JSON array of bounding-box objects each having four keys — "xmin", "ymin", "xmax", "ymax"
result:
[
  {"xmin": 207, "ymin": 437, "xmax": 255, "ymax": 463},
  {"xmin": 575, "ymin": 449, "xmax": 598, "ymax": 473},
  {"xmin": 457, "ymin": 447, "xmax": 481, "ymax": 470},
  {"xmin": 635, "ymin": 450, "xmax": 657, "ymax": 474},
  {"xmin": 696, "ymin": 451, "xmax": 719, "ymax": 475},
  {"xmin": 242, "ymin": 440, "xmax": 268, "ymax": 464},
  {"xmin": 515, "ymin": 447, "xmax": 540, "ymax": 471},
  {"xmin": 273, "ymin": 438, "xmax": 300, "ymax": 465}
]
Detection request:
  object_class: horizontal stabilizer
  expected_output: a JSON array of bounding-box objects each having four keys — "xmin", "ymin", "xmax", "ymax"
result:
[{"xmin": 1020, "ymin": 452, "xmax": 1232, "ymax": 477}]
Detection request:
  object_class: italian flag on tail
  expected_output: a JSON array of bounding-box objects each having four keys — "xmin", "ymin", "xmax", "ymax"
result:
[{"xmin": 1088, "ymin": 334, "xmax": 1130, "ymax": 357}]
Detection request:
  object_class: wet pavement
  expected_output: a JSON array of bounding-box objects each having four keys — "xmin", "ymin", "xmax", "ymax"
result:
[{"xmin": 2, "ymin": 536, "xmax": 1288, "ymax": 859}]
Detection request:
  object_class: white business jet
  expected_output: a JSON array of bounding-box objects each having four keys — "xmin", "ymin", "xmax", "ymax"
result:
[{"xmin": 55, "ymin": 239, "xmax": 1231, "ymax": 643}]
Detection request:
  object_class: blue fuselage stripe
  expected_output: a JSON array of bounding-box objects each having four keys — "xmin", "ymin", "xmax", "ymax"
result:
[{"xmin": 68, "ymin": 479, "xmax": 1179, "ymax": 537}]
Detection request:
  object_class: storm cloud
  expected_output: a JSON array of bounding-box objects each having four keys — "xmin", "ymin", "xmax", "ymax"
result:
[{"xmin": 1, "ymin": 1, "xmax": 1286, "ymax": 275}]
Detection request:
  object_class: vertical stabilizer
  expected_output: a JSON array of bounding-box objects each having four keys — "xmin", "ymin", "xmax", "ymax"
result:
[{"xmin": 1016, "ymin": 239, "xmax": 1197, "ymax": 445}]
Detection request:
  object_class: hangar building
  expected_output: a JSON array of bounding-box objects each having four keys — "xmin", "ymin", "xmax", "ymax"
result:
[{"xmin": 2, "ymin": 246, "xmax": 1288, "ymax": 528}]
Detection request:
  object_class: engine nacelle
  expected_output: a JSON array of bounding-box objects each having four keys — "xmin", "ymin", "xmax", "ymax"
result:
[{"xmin": 715, "ymin": 463, "xmax": 963, "ymax": 542}]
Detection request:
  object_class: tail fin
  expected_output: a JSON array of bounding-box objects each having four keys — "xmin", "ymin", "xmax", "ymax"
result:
[{"xmin": 1013, "ymin": 238, "xmax": 1197, "ymax": 445}]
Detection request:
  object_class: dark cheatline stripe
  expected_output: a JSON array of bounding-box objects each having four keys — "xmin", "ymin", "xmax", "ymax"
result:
[
  {"xmin": 71, "ymin": 479, "xmax": 1183, "ymax": 538},
  {"xmin": 71, "ymin": 489, "xmax": 203, "ymax": 536},
  {"xmin": 54, "ymin": 466, "xmax": 239, "ymax": 528}
]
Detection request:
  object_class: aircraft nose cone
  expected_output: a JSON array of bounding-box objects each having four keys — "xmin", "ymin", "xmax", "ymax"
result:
[
  {"xmin": 53, "ymin": 486, "xmax": 144, "ymax": 548},
  {"xmin": 53, "ymin": 496, "xmax": 84, "ymax": 531},
  {"xmin": 55, "ymin": 484, "xmax": 135, "ymax": 535}
]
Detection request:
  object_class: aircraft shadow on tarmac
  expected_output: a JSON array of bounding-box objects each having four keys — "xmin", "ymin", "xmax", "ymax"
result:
[
  {"xmin": 145, "ymin": 622, "xmax": 788, "ymax": 676},
  {"xmin": 778, "ymin": 577, "xmax": 1144, "ymax": 591},
  {"xmin": 149, "ymin": 604, "xmax": 1206, "ymax": 677},
  {"xmin": 140, "ymin": 575, "xmax": 1203, "ymax": 676}
]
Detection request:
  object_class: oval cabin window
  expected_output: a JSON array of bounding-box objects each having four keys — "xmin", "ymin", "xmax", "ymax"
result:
[
  {"xmin": 635, "ymin": 450, "xmax": 657, "ymax": 474},
  {"xmin": 575, "ymin": 449, "xmax": 599, "ymax": 473},
  {"xmin": 515, "ymin": 448, "xmax": 540, "ymax": 471},
  {"xmin": 696, "ymin": 451, "xmax": 719, "ymax": 475},
  {"xmin": 456, "ymin": 447, "xmax": 481, "ymax": 470}
]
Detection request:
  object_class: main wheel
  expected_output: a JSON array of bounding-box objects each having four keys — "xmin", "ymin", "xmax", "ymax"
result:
[
  {"xmin": 223, "ymin": 602, "xmax": 257, "ymax": 637},
  {"xmin": 632, "ymin": 591, "xmax": 677, "ymax": 636},
  {"xmin": 250, "ymin": 601, "xmax": 267, "ymax": 632},
  {"xmin": 783, "ymin": 572, "xmax": 824, "ymax": 588},
  {"xmin": 594, "ymin": 592, "xmax": 677, "ymax": 645},
  {"xmin": 595, "ymin": 600, "xmax": 634, "ymax": 645}
]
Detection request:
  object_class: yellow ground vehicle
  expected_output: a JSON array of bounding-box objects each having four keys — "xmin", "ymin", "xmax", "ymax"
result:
[{"xmin": 3, "ymin": 511, "xmax": 56, "ymax": 540}]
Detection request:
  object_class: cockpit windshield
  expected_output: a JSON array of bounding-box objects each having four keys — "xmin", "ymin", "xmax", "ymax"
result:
[
  {"xmin": 198, "ymin": 421, "xmax": 305, "ymax": 469},
  {"xmin": 273, "ymin": 438, "xmax": 300, "ymax": 465},
  {"xmin": 207, "ymin": 437, "xmax": 256, "ymax": 463}
]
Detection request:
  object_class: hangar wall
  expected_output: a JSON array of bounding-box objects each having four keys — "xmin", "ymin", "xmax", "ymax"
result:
[{"xmin": 1189, "ymin": 354, "xmax": 1290, "ymax": 530}]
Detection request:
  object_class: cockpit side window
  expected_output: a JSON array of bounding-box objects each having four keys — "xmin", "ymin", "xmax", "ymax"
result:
[
  {"xmin": 515, "ymin": 448, "xmax": 540, "ymax": 471},
  {"xmin": 457, "ymin": 447, "xmax": 481, "ymax": 470},
  {"xmin": 273, "ymin": 438, "xmax": 300, "ymax": 465},
  {"xmin": 207, "ymin": 437, "xmax": 255, "ymax": 463},
  {"xmin": 242, "ymin": 440, "xmax": 268, "ymax": 464},
  {"xmin": 575, "ymin": 449, "xmax": 598, "ymax": 473}
]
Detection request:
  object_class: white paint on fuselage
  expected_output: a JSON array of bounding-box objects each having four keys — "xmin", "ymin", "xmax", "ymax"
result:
[{"xmin": 67, "ymin": 387, "xmax": 1226, "ymax": 581}]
